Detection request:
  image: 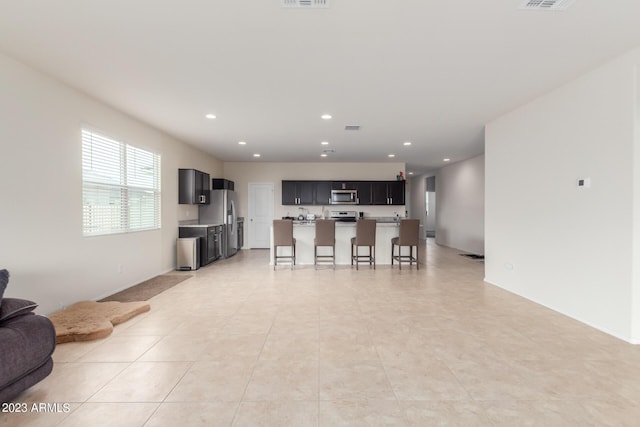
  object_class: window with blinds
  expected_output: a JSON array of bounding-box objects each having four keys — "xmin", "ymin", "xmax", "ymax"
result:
[{"xmin": 82, "ymin": 129, "xmax": 161, "ymax": 236}]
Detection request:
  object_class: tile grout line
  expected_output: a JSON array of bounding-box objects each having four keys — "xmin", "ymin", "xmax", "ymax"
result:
[{"xmin": 228, "ymin": 285, "xmax": 275, "ymax": 426}]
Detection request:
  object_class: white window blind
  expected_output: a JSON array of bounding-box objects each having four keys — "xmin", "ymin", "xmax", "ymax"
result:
[{"xmin": 82, "ymin": 129, "xmax": 161, "ymax": 236}]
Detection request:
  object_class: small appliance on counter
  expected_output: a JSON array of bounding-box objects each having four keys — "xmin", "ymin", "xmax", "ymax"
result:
[{"xmin": 330, "ymin": 211, "xmax": 357, "ymax": 222}]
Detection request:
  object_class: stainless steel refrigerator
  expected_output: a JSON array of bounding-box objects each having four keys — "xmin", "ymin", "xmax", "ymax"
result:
[{"xmin": 198, "ymin": 189, "xmax": 238, "ymax": 258}]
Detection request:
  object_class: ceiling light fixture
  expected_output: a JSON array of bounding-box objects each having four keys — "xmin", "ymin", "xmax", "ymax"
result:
[
  {"xmin": 403, "ymin": 142, "xmax": 412, "ymax": 146},
  {"xmin": 238, "ymin": 141, "xmax": 247, "ymax": 145},
  {"xmin": 253, "ymin": 153, "xmax": 261, "ymax": 158},
  {"xmin": 321, "ymin": 141, "xmax": 329, "ymax": 145},
  {"xmin": 321, "ymin": 114, "xmax": 332, "ymax": 120},
  {"xmin": 388, "ymin": 154, "xmax": 396, "ymax": 158},
  {"xmin": 408, "ymin": 172, "xmax": 414, "ymax": 175},
  {"xmin": 321, "ymin": 153, "xmax": 328, "ymax": 157},
  {"xmin": 443, "ymin": 158, "xmax": 451, "ymax": 162},
  {"xmin": 205, "ymin": 114, "xmax": 216, "ymax": 119}
]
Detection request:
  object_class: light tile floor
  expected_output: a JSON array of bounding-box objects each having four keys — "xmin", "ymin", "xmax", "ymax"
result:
[{"xmin": 4, "ymin": 239, "xmax": 640, "ymax": 426}]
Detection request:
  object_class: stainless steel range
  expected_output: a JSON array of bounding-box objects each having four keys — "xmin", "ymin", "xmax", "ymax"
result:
[{"xmin": 330, "ymin": 210, "xmax": 357, "ymax": 222}]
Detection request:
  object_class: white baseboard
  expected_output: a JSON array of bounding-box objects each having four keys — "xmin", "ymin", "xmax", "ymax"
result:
[{"xmin": 483, "ymin": 277, "xmax": 637, "ymax": 345}]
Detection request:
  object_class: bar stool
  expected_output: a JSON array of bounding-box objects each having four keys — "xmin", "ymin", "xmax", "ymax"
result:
[
  {"xmin": 391, "ymin": 219, "xmax": 420, "ymax": 270},
  {"xmin": 351, "ymin": 219, "xmax": 376, "ymax": 270},
  {"xmin": 273, "ymin": 219, "xmax": 296, "ymax": 270},
  {"xmin": 314, "ymin": 219, "xmax": 336, "ymax": 269}
]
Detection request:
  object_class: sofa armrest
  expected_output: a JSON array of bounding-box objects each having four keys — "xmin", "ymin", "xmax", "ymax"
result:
[
  {"xmin": 0, "ymin": 314, "xmax": 56, "ymax": 392},
  {"xmin": 0, "ymin": 298, "xmax": 38, "ymax": 323}
]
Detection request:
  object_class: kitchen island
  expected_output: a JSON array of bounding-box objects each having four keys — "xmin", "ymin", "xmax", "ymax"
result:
[{"xmin": 269, "ymin": 221, "xmax": 403, "ymax": 266}]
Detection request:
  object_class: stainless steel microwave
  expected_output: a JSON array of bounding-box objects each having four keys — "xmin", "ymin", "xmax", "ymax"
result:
[{"xmin": 330, "ymin": 189, "xmax": 358, "ymax": 205}]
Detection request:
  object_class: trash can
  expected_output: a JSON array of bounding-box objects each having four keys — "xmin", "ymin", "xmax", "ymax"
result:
[{"xmin": 176, "ymin": 237, "xmax": 200, "ymax": 271}]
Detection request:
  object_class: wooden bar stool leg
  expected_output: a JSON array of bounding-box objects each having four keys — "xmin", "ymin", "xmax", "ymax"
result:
[
  {"xmin": 372, "ymin": 246, "xmax": 375, "ymax": 268},
  {"xmin": 410, "ymin": 246, "xmax": 413, "ymax": 267},
  {"xmin": 391, "ymin": 243, "xmax": 394, "ymax": 266},
  {"xmin": 332, "ymin": 245, "xmax": 336, "ymax": 270},
  {"xmin": 351, "ymin": 243, "xmax": 354, "ymax": 267}
]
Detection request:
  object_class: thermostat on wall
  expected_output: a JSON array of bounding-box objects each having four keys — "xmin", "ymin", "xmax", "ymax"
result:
[{"xmin": 577, "ymin": 178, "xmax": 591, "ymax": 188}]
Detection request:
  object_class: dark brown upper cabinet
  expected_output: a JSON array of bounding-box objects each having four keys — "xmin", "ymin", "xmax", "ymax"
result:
[{"xmin": 179, "ymin": 169, "xmax": 210, "ymax": 204}]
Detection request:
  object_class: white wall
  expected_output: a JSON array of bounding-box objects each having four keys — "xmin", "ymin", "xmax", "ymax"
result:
[
  {"xmin": 407, "ymin": 174, "xmax": 439, "ymax": 238},
  {"xmin": 407, "ymin": 174, "xmax": 426, "ymax": 234},
  {"xmin": 223, "ymin": 162, "xmax": 407, "ymax": 244},
  {"xmin": 0, "ymin": 52, "xmax": 223, "ymax": 314},
  {"xmin": 485, "ymin": 49, "xmax": 640, "ymax": 341},
  {"xmin": 435, "ymin": 155, "xmax": 485, "ymax": 254},
  {"xmin": 633, "ymin": 65, "xmax": 640, "ymax": 341},
  {"xmin": 426, "ymin": 187, "xmax": 436, "ymax": 237}
]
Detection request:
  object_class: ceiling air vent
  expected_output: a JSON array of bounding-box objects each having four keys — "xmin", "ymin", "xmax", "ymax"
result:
[
  {"xmin": 345, "ymin": 125, "xmax": 361, "ymax": 131},
  {"xmin": 281, "ymin": 0, "xmax": 330, "ymax": 8},
  {"xmin": 520, "ymin": 0, "xmax": 575, "ymax": 10}
]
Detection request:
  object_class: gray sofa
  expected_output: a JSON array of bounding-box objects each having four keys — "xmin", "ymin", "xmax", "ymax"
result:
[{"xmin": 0, "ymin": 270, "xmax": 56, "ymax": 403}]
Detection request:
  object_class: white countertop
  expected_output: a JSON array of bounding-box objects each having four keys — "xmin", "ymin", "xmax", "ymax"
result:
[{"xmin": 293, "ymin": 221, "xmax": 400, "ymax": 227}]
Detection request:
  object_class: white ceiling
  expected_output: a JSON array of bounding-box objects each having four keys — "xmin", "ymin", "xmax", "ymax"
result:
[{"xmin": 1, "ymin": 1, "xmax": 640, "ymax": 174}]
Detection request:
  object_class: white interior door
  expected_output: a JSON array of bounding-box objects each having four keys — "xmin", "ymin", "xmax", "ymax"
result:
[{"xmin": 248, "ymin": 183, "xmax": 274, "ymax": 248}]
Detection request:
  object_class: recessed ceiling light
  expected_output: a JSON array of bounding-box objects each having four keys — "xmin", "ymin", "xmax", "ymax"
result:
[
  {"xmin": 320, "ymin": 153, "xmax": 328, "ymax": 157},
  {"xmin": 443, "ymin": 158, "xmax": 451, "ymax": 162},
  {"xmin": 238, "ymin": 141, "xmax": 247, "ymax": 145},
  {"xmin": 321, "ymin": 114, "xmax": 332, "ymax": 120},
  {"xmin": 408, "ymin": 172, "xmax": 414, "ymax": 175},
  {"xmin": 253, "ymin": 153, "xmax": 261, "ymax": 158},
  {"xmin": 388, "ymin": 154, "xmax": 396, "ymax": 158},
  {"xmin": 321, "ymin": 141, "xmax": 329, "ymax": 145},
  {"xmin": 403, "ymin": 142, "xmax": 412, "ymax": 146},
  {"xmin": 205, "ymin": 114, "xmax": 216, "ymax": 119}
]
